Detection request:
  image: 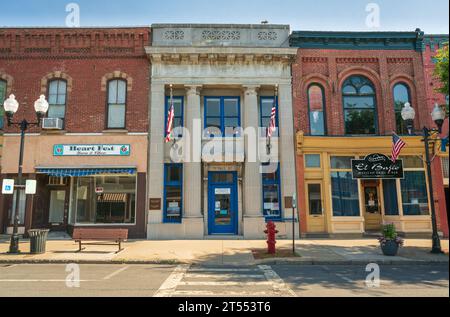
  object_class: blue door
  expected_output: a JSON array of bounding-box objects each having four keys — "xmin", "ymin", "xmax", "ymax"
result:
[{"xmin": 208, "ymin": 172, "xmax": 238, "ymax": 235}]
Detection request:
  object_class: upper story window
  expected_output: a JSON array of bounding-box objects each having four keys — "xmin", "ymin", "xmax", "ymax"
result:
[
  {"xmin": 204, "ymin": 97, "xmax": 240, "ymax": 138},
  {"xmin": 48, "ymin": 79, "xmax": 67, "ymax": 119},
  {"xmin": 107, "ymin": 79, "xmax": 127, "ymax": 129},
  {"xmin": 342, "ymin": 76, "xmax": 377, "ymax": 135},
  {"xmin": 260, "ymin": 97, "xmax": 279, "ymax": 137},
  {"xmin": 0, "ymin": 80, "xmax": 6, "ymax": 129},
  {"xmin": 308, "ymin": 84, "xmax": 326, "ymax": 136},
  {"xmin": 165, "ymin": 96, "xmax": 184, "ymax": 137},
  {"xmin": 393, "ymin": 83, "xmax": 411, "ymax": 135}
]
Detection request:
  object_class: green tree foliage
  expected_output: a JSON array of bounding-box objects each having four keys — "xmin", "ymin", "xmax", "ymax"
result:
[{"xmin": 434, "ymin": 44, "xmax": 449, "ymax": 116}]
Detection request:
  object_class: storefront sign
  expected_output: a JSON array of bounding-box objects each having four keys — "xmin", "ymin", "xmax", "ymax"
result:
[
  {"xmin": 352, "ymin": 154, "xmax": 404, "ymax": 180},
  {"xmin": 95, "ymin": 187, "xmax": 104, "ymax": 194},
  {"xmin": 53, "ymin": 144, "xmax": 130, "ymax": 156}
]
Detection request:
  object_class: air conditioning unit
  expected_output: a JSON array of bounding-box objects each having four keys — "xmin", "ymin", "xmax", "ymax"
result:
[{"xmin": 42, "ymin": 118, "xmax": 64, "ymax": 130}]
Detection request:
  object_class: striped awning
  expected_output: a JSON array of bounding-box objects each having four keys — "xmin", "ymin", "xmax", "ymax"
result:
[{"xmin": 36, "ymin": 167, "xmax": 136, "ymax": 177}]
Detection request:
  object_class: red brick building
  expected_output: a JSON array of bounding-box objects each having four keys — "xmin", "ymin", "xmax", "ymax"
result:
[
  {"xmin": 422, "ymin": 34, "xmax": 449, "ymax": 236},
  {"xmin": 290, "ymin": 30, "xmax": 449, "ymax": 237},
  {"xmin": 0, "ymin": 27, "xmax": 150, "ymax": 238}
]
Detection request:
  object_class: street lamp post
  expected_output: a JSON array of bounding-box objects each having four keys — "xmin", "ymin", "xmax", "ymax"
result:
[
  {"xmin": 402, "ymin": 102, "xmax": 447, "ymax": 254},
  {"xmin": 3, "ymin": 94, "xmax": 49, "ymax": 254}
]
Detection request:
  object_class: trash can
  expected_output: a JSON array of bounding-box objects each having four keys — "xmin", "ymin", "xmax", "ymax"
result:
[{"xmin": 28, "ymin": 229, "xmax": 50, "ymax": 254}]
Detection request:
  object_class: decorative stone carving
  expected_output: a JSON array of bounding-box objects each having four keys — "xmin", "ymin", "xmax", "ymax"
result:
[
  {"xmin": 163, "ymin": 30, "xmax": 185, "ymax": 40},
  {"xmin": 201, "ymin": 30, "xmax": 241, "ymax": 41},
  {"xmin": 257, "ymin": 31, "xmax": 278, "ymax": 41}
]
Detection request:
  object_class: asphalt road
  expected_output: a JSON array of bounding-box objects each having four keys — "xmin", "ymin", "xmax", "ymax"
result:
[{"xmin": 0, "ymin": 263, "xmax": 448, "ymax": 297}]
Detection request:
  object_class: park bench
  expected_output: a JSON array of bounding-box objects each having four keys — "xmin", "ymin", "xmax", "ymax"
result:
[{"xmin": 72, "ymin": 228, "xmax": 128, "ymax": 253}]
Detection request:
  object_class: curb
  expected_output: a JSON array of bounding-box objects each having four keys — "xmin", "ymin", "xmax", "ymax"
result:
[{"xmin": 1, "ymin": 258, "xmax": 448, "ymax": 266}]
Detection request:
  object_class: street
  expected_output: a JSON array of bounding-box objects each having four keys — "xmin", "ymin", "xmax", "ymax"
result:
[{"xmin": 0, "ymin": 263, "xmax": 448, "ymax": 297}]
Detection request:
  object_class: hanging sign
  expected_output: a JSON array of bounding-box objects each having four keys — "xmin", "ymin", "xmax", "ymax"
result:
[
  {"xmin": 54, "ymin": 144, "xmax": 130, "ymax": 156},
  {"xmin": 352, "ymin": 153, "xmax": 404, "ymax": 180}
]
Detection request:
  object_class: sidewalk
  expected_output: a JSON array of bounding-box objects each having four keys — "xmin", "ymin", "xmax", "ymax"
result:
[{"xmin": 0, "ymin": 237, "xmax": 448, "ymax": 266}]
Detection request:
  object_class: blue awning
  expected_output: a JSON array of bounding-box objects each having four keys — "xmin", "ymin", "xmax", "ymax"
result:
[{"xmin": 36, "ymin": 168, "xmax": 136, "ymax": 177}]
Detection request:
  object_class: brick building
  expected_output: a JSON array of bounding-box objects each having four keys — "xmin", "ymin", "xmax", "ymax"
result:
[
  {"xmin": 291, "ymin": 30, "xmax": 449, "ymax": 237},
  {"xmin": 422, "ymin": 35, "xmax": 449, "ymax": 231},
  {"xmin": 0, "ymin": 27, "xmax": 150, "ymax": 238}
]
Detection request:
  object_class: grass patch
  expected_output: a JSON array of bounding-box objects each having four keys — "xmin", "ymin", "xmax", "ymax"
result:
[{"xmin": 252, "ymin": 248, "xmax": 301, "ymax": 259}]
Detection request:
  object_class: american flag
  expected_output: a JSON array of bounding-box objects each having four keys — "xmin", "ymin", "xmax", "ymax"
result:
[
  {"xmin": 165, "ymin": 97, "xmax": 175, "ymax": 143},
  {"xmin": 267, "ymin": 103, "xmax": 277, "ymax": 139},
  {"xmin": 391, "ymin": 134, "xmax": 406, "ymax": 163}
]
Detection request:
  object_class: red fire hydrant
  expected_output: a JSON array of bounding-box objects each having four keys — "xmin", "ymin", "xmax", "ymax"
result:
[{"xmin": 264, "ymin": 221, "xmax": 278, "ymax": 254}]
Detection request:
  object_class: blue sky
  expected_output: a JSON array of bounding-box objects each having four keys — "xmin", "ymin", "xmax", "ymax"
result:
[{"xmin": 1, "ymin": 0, "xmax": 448, "ymax": 33}]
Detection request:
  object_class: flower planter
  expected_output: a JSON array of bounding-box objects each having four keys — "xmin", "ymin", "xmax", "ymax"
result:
[{"xmin": 380, "ymin": 240, "xmax": 400, "ymax": 256}]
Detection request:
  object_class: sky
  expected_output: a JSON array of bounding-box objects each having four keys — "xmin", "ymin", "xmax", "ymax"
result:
[{"xmin": 0, "ymin": 0, "xmax": 448, "ymax": 34}]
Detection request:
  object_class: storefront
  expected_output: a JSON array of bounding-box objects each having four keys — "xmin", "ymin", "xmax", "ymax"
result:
[
  {"xmin": 1, "ymin": 134, "xmax": 148, "ymax": 238},
  {"xmin": 146, "ymin": 24, "xmax": 298, "ymax": 239},
  {"xmin": 297, "ymin": 134, "xmax": 437, "ymax": 236}
]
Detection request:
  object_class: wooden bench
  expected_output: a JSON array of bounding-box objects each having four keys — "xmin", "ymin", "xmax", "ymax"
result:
[{"xmin": 72, "ymin": 228, "xmax": 128, "ymax": 253}]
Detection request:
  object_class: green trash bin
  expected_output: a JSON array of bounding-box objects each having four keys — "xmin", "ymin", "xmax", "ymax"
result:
[{"xmin": 28, "ymin": 229, "xmax": 50, "ymax": 254}]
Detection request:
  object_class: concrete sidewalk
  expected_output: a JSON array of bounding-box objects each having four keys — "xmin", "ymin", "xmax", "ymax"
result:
[{"xmin": 0, "ymin": 237, "xmax": 448, "ymax": 266}]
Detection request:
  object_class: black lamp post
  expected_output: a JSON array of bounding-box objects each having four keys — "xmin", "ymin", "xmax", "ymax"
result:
[
  {"xmin": 3, "ymin": 94, "xmax": 49, "ymax": 254},
  {"xmin": 402, "ymin": 102, "xmax": 447, "ymax": 254}
]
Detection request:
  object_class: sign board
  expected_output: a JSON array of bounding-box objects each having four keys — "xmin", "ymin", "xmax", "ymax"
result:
[
  {"xmin": 284, "ymin": 196, "xmax": 293, "ymax": 209},
  {"xmin": 2, "ymin": 179, "xmax": 14, "ymax": 194},
  {"xmin": 215, "ymin": 188, "xmax": 231, "ymax": 195},
  {"xmin": 352, "ymin": 153, "xmax": 404, "ymax": 180},
  {"xmin": 54, "ymin": 144, "xmax": 131, "ymax": 156},
  {"xmin": 149, "ymin": 198, "xmax": 162, "ymax": 210},
  {"xmin": 25, "ymin": 180, "xmax": 37, "ymax": 195},
  {"xmin": 95, "ymin": 187, "xmax": 104, "ymax": 194}
]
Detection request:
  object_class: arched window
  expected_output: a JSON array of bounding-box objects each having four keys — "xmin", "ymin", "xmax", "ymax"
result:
[
  {"xmin": 107, "ymin": 79, "xmax": 127, "ymax": 129},
  {"xmin": 0, "ymin": 80, "xmax": 7, "ymax": 129},
  {"xmin": 48, "ymin": 79, "xmax": 67, "ymax": 119},
  {"xmin": 308, "ymin": 84, "xmax": 326, "ymax": 136},
  {"xmin": 342, "ymin": 76, "xmax": 377, "ymax": 135},
  {"xmin": 393, "ymin": 83, "xmax": 411, "ymax": 135}
]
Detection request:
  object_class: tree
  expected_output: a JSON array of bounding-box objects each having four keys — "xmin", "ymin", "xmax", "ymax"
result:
[{"xmin": 434, "ymin": 44, "xmax": 449, "ymax": 115}]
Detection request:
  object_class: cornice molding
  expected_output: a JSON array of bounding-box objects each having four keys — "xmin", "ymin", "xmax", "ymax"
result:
[{"xmin": 146, "ymin": 47, "xmax": 298, "ymax": 65}]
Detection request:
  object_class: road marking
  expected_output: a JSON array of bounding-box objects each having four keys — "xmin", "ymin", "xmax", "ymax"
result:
[
  {"xmin": 188, "ymin": 268, "xmax": 254, "ymax": 272},
  {"xmin": 0, "ymin": 279, "xmax": 94, "ymax": 282},
  {"xmin": 258, "ymin": 265, "xmax": 297, "ymax": 297},
  {"xmin": 103, "ymin": 266, "xmax": 129, "ymax": 280},
  {"xmin": 185, "ymin": 273, "xmax": 265, "ymax": 279},
  {"xmin": 178, "ymin": 281, "xmax": 272, "ymax": 286},
  {"xmin": 336, "ymin": 273, "xmax": 354, "ymax": 283},
  {"xmin": 172, "ymin": 290, "xmax": 273, "ymax": 297},
  {"xmin": 154, "ymin": 264, "xmax": 190, "ymax": 297}
]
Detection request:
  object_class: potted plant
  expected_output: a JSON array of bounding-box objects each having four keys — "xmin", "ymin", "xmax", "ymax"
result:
[{"xmin": 378, "ymin": 224, "xmax": 404, "ymax": 256}]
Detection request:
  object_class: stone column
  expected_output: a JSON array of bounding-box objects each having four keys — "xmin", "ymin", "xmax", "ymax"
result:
[
  {"xmin": 242, "ymin": 85, "xmax": 265, "ymax": 239},
  {"xmin": 183, "ymin": 85, "xmax": 204, "ymax": 238},
  {"xmin": 147, "ymin": 83, "xmax": 166, "ymax": 239},
  {"xmin": 278, "ymin": 83, "xmax": 299, "ymax": 238}
]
